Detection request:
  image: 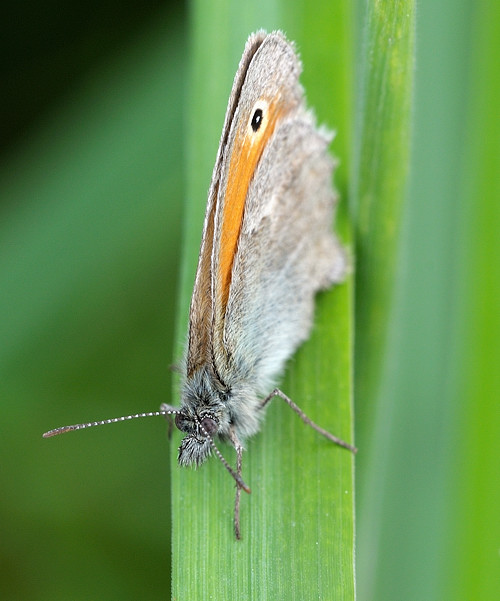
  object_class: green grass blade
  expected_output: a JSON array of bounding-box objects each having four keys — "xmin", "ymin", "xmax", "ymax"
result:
[
  {"xmin": 171, "ymin": 1, "xmax": 355, "ymax": 599},
  {"xmin": 444, "ymin": 2, "xmax": 500, "ymax": 598},
  {"xmin": 353, "ymin": 0, "xmax": 416, "ymax": 440},
  {"xmin": 355, "ymin": 0, "xmax": 500, "ymax": 600},
  {"xmin": 352, "ymin": 1, "xmax": 416, "ymax": 598}
]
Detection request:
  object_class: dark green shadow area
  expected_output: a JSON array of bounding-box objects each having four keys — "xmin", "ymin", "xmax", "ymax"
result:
[{"xmin": 0, "ymin": 8, "xmax": 185, "ymax": 601}]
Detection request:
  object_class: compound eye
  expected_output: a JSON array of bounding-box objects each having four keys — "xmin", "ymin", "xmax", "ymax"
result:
[
  {"xmin": 200, "ymin": 416, "xmax": 218, "ymax": 436},
  {"xmin": 175, "ymin": 413, "xmax": 191, "ymax": 433}
]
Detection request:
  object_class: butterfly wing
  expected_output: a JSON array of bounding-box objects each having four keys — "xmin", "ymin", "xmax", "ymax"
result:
[
  {"xmin": 211, "ymin": 32, "xmax": 346, "ymax": 394},
  {"xmin": 186, "ymin": 31, "xmax": 267, "ymax": 378}
]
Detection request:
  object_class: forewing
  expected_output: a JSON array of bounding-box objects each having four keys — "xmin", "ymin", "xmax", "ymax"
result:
[
  {"xmin": 210, "ymin": 32, "xmax": 346, "ymax": 390},
  {"xmin": 186, "ymin": 31, "xmax": 267, "ymax": 378}
]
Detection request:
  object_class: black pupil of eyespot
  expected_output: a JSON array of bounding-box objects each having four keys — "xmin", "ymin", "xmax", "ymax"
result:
[{"xmin": 251, "ymin": 108, "xmax": 263, "ymax": 131}]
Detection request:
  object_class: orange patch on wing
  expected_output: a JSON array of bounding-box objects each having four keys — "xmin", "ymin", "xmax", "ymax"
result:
[{"xmin": 218, "ymin": 99, "xmax": 284, "ymax": 313}]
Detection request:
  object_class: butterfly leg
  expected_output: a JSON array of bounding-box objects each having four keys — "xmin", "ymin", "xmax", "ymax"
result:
[
  {"xmin": 259, "ymin": 388, "xmax": 357, "ymax": 453},
  {"xmin": 229, "ymin": 428, "xmax": 245, "ymax": 540}
]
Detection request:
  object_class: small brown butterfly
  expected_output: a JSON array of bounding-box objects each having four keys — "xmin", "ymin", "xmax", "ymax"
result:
[{"xmin": 44, "ymin": 30, "xmax": 356, "ymax": 539}]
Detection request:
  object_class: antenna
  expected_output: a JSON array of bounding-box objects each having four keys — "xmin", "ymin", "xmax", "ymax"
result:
[
  {"xmin": 42, "ymin": 410, "xmax": 177, "ymax": 438},
  {"xmin": 43, "ymin": 408, "xmax": 251, "ymax": 493}
]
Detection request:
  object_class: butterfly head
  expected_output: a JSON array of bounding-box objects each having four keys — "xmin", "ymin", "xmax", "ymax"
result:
[{"xmin": 175, "ymin": 409, "xmax": 220, "ymax": 467}]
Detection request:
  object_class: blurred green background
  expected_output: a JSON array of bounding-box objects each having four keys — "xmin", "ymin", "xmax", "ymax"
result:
[
  {"xmin": 1, "ymin": 3, "xmax": 184, "ymax": 599},
  {"xmin": 1, "ymin": 1, "xmax": 498, "ymax": 600}
]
